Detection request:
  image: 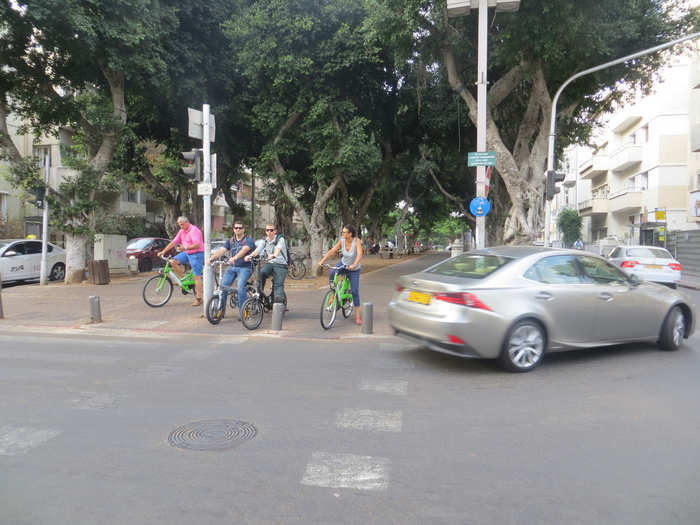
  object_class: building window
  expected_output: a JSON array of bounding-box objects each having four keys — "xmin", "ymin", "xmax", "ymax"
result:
[
  {"xmin": 32, "ymin": 145, "xmax": 51, "ymax": 167},
  {"xmin": 0, "ymin": 192, "xmax": 7, "ymax": 222},
  {"xmin": 125, "ymin": 189, "xmax": 139, "ymax": 203}
]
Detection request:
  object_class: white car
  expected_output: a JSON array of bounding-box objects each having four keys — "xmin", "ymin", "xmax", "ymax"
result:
[
  {"xmin": 0, "ymin": 239, "xmax": 66, "ymax": 283},
  {"xmin": 607, "ymin": 245, "xmax": 681, "ymax": 288}
]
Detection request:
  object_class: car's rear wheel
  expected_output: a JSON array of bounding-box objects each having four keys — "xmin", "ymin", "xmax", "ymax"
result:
[
  {"xmin": 499, "ymin": 320, "xmax": 546, "ymax": 373},
  {"xmin": 49, "ymin": 262, "xmax": 65, "ymax": 281},
  {"xmin": 659, "ymin": 306, "xmax": 685, "ymax": 351}
]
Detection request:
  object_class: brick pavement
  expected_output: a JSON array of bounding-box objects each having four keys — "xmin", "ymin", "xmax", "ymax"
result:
[{"xmin": 0, "ymin": 253, "xmax": 440, "ymax": 342}]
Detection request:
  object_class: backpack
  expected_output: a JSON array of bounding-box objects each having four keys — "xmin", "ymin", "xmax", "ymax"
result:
[{"xmin": 269, "ymin": 234, "xmax": 291, "ymax": 265}]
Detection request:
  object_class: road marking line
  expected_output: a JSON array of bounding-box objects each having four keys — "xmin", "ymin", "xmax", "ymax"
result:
[
  {"xmin": 0, "ymin": 425, "xmax": 61, "ymax": 456},
  {"xmin": 301, "ymin": 452, "xmax": 390, "ymax": 491},
  {"xmin": 359, "ymin": 378, "xmax": 408, "ymax": 396},
  {"xmin": 335, "ymin": 409, "xmax": 402, "ymax": 433}
]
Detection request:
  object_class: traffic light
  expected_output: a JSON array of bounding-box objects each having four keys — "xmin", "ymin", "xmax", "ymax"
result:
[
  {"xmin": 179, "ymin": 149, "xmax": 202, "ymax": 182},
  {"xmin": 32, "ymin": 186, "xmax": 46, "ymax": 208},
  {"xmin": 545, "ymin": 170, "xmax": 565, "ymax": 201}
]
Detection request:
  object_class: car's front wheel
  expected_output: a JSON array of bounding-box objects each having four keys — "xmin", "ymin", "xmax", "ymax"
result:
[
  {"xmin": 499, "ymin": 320, "xmax": 546, "ymax": 373},
  {"xmin": 658, "ymin": 306, "xmax": 685, "ymax": 351}
]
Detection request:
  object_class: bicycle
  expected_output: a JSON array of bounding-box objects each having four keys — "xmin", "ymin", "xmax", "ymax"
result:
[
  {"xmin": 142, "ymin": 256, "xmax": 195, "ymax": 307},
  {"xmin": 319, "ymin": 263, "xmax": 354, "ymax": 329},
  {"xmin": 240, "ymin": 256, "xmax": 287, "ymax": 330},
  {"xmin": 206, "ymin": 259, "xmax": 256, "ymax": 325},
  {"xmin": 287, "ymin": 251, "xmax": 307, "ymax": 280}
]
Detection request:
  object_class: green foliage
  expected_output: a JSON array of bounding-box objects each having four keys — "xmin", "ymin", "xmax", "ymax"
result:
[
  {"xmin": 557, "ymin": 208, "xmax": 582, "ymax": 248},
  {"xmin": 94, "ymin": 215, "xmax": 167, "ymax": 239}
]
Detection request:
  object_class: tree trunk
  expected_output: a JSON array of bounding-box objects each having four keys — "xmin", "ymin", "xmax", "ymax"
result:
[{"xmin": 64, "ymin": 233, "xmax": 87, "ymax": 284}]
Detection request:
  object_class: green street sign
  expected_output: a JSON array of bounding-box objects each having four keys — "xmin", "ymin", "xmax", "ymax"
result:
[{"xmin": 467, "ymin": 151, "xmax": 496, "ymax": 167}]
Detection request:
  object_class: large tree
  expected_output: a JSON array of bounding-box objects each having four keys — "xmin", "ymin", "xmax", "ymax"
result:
[
  {"xmin": 0, "ymin": 0, "xmax": 177, "ymax": 281},
  {"xmin": 366, "ymin": 0, "xmax": 692, "ymax": 244}
]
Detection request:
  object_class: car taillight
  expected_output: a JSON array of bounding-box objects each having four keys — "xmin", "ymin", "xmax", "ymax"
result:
[
  {"xmin": 396, "ymin": 284, "xmax": 405, "ymax": 292},
  {"xmin": 621, "ymin": 260, "xmax": 639, "ymax": 268},
  {"xmin": 434, "ymin": 292, "xmax": 491, "ymax": 311},
  {"xmin": 668, "ymin": 263, "xmax": 682, "ymax": 271}
]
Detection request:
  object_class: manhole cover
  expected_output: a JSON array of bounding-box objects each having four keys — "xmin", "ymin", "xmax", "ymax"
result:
[{"xmin": 168, "ymin": 419, "xmax": 257, "ymax": 451}]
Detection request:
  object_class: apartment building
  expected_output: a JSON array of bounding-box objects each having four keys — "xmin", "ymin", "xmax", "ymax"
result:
[{"xmin": 554, "ymin": 44, "xmax": 700, "ymax": 251}]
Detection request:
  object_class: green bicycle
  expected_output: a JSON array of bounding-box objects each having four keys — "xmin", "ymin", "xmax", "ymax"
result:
[
  {"xmin": 142, "ymin": 256, "xmax": 196, "ymax": 307},
  {"xmin": 320, "ymin": 263, "xmax": 354, "ymax": 329}
]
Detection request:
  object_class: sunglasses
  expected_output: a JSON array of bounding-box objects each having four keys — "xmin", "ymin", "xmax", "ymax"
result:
[
  {"xmin": 233, "ymin": 226, "xmax": 244, "ymax": 230},
  {"xmin": 266, "ymin": 228, "xmax": 275, "ymax": 232}
]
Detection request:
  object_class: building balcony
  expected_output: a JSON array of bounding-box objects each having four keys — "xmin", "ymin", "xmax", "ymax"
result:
[
  {"xmin": 608, "ymin": 187, "xmax": 643, "ymax": 214},
  {"xmin": 609, "ymin": 144, "xmax": 643, "ymax": 172},
  {"xmin": 578, "ymin": 198, "xmax": 609, "ymax": 217},
  {"xmin": 579, "ymin": 155, "xmax": 608, "ymax": 179},
  {"xmin": 691, "ymin": 123, "xmax": 700, "ymax": 153}
]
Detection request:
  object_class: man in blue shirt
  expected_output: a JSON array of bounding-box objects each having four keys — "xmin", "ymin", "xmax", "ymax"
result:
[{"xmin": 209, "ymin": 220, "xmax": 255, "ymax": 318}]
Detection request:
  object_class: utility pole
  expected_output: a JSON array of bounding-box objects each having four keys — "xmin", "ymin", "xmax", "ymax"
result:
[{"xmin": 39, "ymin": 153, "xmax": 50, "ymax": 285}]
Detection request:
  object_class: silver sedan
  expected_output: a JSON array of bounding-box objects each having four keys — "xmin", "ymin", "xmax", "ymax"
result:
[{"xmin": 388, "ymin": 246, "xmax": 696, "ymax": 372}]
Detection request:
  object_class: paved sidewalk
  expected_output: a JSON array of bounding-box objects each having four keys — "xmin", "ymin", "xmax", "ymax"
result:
[{"xmin": 0, "ymin": 254, "xmax": 444, "ymax": 342}]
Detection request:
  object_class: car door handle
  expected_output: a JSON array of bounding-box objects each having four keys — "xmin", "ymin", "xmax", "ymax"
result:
[
  {"xmin": 535, "ymin": 292, "xmax": 553, "ymax": 301},
  {"xmin": 599, "ymin": 292, "xmax": 613, "ymax": 302}
]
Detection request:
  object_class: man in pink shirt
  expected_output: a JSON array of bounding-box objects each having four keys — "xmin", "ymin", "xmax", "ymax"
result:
[{"xmin": 158, "ymin": 216, "xmax": 204, "ymax": 306}]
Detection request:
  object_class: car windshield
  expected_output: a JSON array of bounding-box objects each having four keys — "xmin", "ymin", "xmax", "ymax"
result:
[
  {"xmin": 127, "ymin": 238, "xmax": 152, "ymax": 250},
  {"xmin": 426, "ymin": 254, "xmax": 512, "ymax": 279},
  {"xmin": 627, "ymin": 247, "xmax": 672, "ymax": 259}
]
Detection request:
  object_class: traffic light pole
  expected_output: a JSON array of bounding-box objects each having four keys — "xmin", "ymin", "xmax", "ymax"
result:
[
  {"xmin": 544, "ymin": 31, "xmax": 700, "ymax": 248},
  {"xmin": 39, "ymin": 153, "xmax": 50, "ymax": 285},
  {"xmin": 202, "ymin": 104, "xmax": 213, "ymax": 314},
  {"xmin": 474, "ymin": 0, "xmax": 488, "ymax": 250}
]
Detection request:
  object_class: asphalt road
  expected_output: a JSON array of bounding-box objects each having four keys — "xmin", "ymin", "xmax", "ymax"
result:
[{"xmin": 2, "ymin": 278, "xmax": 700, "ymax": 525}]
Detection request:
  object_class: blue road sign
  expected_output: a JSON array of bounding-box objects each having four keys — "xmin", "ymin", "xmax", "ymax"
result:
[{"xmin": 469, "ymin": 197, "xmax": 491, "ymax": 217}]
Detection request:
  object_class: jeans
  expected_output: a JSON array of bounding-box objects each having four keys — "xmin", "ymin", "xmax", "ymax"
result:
[
  {"xmin": 221, "ymin": 266, "xmax": 253, "ymax": 311},
  {"xmin": 330, "ymin": 263, "xmax": 361, "ymax": 307},
  {"xmin": 258, "ymin": 263, "xmax": 287, "ymax": 303}
]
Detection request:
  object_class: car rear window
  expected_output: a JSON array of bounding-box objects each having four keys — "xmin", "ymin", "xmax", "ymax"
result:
[
  {"xmin": 627, "ymin": 247, "xmax": 672, "ymax": 259},
  {"xmin": 426, "ymin": 254, "xmax": 512, "ymax": 279}
]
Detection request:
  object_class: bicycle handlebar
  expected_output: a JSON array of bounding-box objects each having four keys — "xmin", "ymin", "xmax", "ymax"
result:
[{"xmin": 321, "ymin": 263, "xmax": 349, "ymax": 270}]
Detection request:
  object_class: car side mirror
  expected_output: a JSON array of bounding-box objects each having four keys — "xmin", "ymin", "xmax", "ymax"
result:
[
  {"xmin": 628, "ymin": 274, "xmax": 642, "ymax": 287},
  {"xmin": 3, "ymin": 250, "xmax": 17, "ymax": 257}
]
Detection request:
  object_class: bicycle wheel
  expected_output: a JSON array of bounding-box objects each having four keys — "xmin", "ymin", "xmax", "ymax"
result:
[
  {"xmin": 142, "ymin": 274, "xmax": 173, "ymax": 307},
  {"xmin": 320, "ymin": 290, "xmax": 338, "ymax": 329},
  {"xmin": 241, "ymin": 298, "xmax": 264, "ymax": 330},
  {"xmin": 289, "ymin": 260, "xmax": 307, "ymax": 280},
  {"xmin": 206, "ymin": 295, "xmax": 225, "ymax": 325},
  {"xmin": 342, "ymin": 297, "xmax": 353, "ymax": 318}
]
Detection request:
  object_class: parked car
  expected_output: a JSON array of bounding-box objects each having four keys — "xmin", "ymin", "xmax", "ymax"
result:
[
  {"xmin": 126, "ymin": 237, "xmax": 173, "ymax": 272},
  {"xmin": 388, "ymin": 246, "xmax": 695, "ymax": 373},
  {"xmin": 0, "ymin": 239, "xmax": 66, "ymax": 283},
  {"xmin": 607, "ymin": 245, "xmax": 681, "ymax": 288}
]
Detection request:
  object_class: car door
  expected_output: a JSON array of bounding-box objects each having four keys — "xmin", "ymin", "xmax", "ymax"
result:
[
  {"xmin": 576, "ymin": 255, "xmax": 658, "ymax": 341},
  {"xmin": 2, "ymin": 241, "xmax": 28, "ymax": 280},
  {"xmin": 25, "ymin": 241, "xmax": 43, "ymax": 278},
  {"xmin": 522, "ymin": 255, "xmax": 594, "ymax": 345}
]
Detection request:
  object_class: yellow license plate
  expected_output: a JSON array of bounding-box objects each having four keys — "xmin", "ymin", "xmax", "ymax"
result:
[
  {"xmin": 408, "ymin": 291, "xmax": 431, "ymax": 304},
  {"xmin": 646, "ymin": 264, "xmax": 663, "ymax": 269}
]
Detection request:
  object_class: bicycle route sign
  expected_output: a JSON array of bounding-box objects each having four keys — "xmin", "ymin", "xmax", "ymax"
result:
[{"xmin": 469, "ymin": 197, "xmax": 490, "ymax": 217}]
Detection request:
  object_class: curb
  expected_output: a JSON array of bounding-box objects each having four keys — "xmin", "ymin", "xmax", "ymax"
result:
[{"xmin": 0, "ymin": 322, "xmax": 399, "ymax": 344}]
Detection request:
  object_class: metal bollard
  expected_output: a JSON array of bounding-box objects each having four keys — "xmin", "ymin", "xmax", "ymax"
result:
[
  {"xmin": 271, "ymin": 302, "xmax": 284, "ymax": 331},
  {"xmin": 361, "ymin": 302, "xmax": 373, "ymax": 334},
  {"xmin": 89, "ymin": 295, "xmax": 102, "ymax": 323}
]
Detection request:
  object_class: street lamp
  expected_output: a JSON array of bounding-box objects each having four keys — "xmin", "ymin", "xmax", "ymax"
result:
[{"xmin": 447, "ymin": 0, "xmax": 521, "ymax": 249}]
